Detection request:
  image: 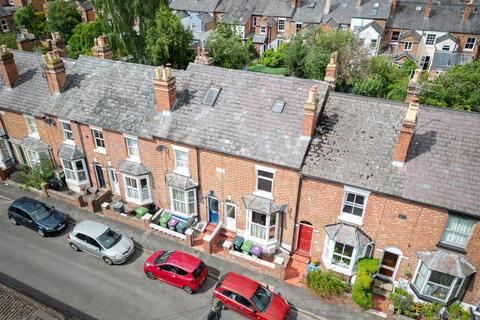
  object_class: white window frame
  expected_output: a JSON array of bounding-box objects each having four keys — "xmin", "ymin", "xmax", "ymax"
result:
[
  {"xmin": 191, "ymin": 22, "xmax": 197, "ymax": 30},
  {"xmin": 425, "ymin": 34, "xmax": 436, "ymax": 46},
  {"xmin": 0, "ymin": 138, "xmax": 13, "ymax": 168},
  {"xmin": 246, "ymin": 210, "xmax": 279, "ymax": 245},
  {"xmin": 61, "ymin": 158, "xmax": 89, "ymax": 184},
  {"xmin": 404, "ymin": 41, "xmax": 413, "ymax": 51},
  {"xmin": 59, "ymin": 119, "xmax": 74, "ymax": 145},
  {"xmin": 123, "ymin": 134, "xmax": 140, "ymax": 163},
  {"xmin": 370, "ymin": 39, "xmax": 378, "ymax": 49},
  {"xmin": 1, "ymin": 19, "xmax": 9, "ymax": 32},
  {"xmin": 172, "ymin": 145, "xmax": 190, "ymax": 177},
  {"xmin": 338, "ymin": 186, "xmax": 370, "ymax": 225},
  {"xmin": 123, "ymin": 173, "xmax": 152, "ymax": 205},
  {"xmin": 411, "ymin": 261, "xmax": 464, "ymax": 303},
  {"xmin": 259, "ymin": 26, "xmax": 266, "ymax": 35},
  {"xmin": 295, "ymin": 22, "xmax": 303, "ymax": 33},
  {"xmin": 254, "ymin": 165, "xmax": 275, "ymax": 199},
  {"xmin": 169, "ymin": 187, "xmax": 197, "ymax": 218},
  {"xmin": 252, "ymin": 16, "xmax": 257, "ymax": 27},
  {"xmin": 278, "ymin": 18, "xmax": 285, "ymax": 32},
  {"xmin": 90, "ymin": 126, "xmax": 106, "ymax": 154},
  {"xmin": 321, "ymin": 235, "xmax": 371, "ymax": 276},
  {"xmin": 25, "ymin": 149, "xmax": 50, "ymax": 168},
  {"xmin": 24, "ymin": 114, "xmax": 39, "ymax": 138},
  {"xmin": 442, "ymin": 45, "xmax": 450, "ymax": 51},
  {"xmin": 390, "ymin": 31, "xmax": 400, "ymax": 42},
  {"xmin": 465, "ymin": 37, "xmax": 476, "ymax": 50},
  {"xmin": 440, "ymin": 215, "xmax": 474, "ymax": 249}
]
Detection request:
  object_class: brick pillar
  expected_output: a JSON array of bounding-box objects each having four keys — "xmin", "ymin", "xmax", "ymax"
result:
[
  {"xmin": 405, "ymin": 69, "xmax": 422, "ymax": 104},
  {"xmin": 51, "ymin": 32, "xmax": 67, "ymax": 57},
  {"xmin": 324, "ymin": 51, "xmax": 337, "ymax": 90},
  {"xmin": 302, "ymin": 85, "xmax": 319, "ymax": 137},
  {"xmin": 44, "ymin": 50, "xmax": 68, "ymax": 95},
  {"xmin": 394, "ymin": 102, "xmax": 419, "ymax": 163},
  {"xmin": 153, "ymin": 65, "xmax": 177, "ymax": 113},
  {"xmin": 464, "ymin": 0, "xmax": 474, "ymax": 21},
  {"xmin": 92, "ymin": 36, "xmax": 113, "ymax": 59},
  {"xmin": 0, "ymin": 45, "xmax": 19, "ymax": 88}
]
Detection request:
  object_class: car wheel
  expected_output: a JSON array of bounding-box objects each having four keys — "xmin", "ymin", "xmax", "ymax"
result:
[
  {"xmin": 69, "ymin": 243, "xmax": 79, "ymax": 251},
  {"xmin": 103, "ymin": 257, "xmax": 113, "ymax": 265},
  {"xmin": 37, "ymin": 229, "xmax": 45, "ymax": 237},
  {"xmin": 146, "ymin": 272, "xmax": 157, "ymax": 280},
  {"xmin": 9, "ymin": 217, "xmax": 18, "ymax": 225},
  {"xmin": 183, "ymin": 286, "xmax": 193, "ymax": 294}
]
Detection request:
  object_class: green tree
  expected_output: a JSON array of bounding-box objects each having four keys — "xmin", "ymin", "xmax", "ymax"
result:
[
  {"xmin": 0, "ymin": 32, "xmax": 18, "ymax": 49},
  {"xmin": 92, "ymin": 0, "xmax": 167, "ymax": 63},
  {"xmin": 145, "ymin": 5, "xmax": 193, "ymax": 68},
  {"xmin": 46, "ymin": 0, "xmax": 82, "ymax": 41},
  {"xmin": 205, "ymin": 22, "xmax": 251, "ymax": 69},
  {"xmin": 419, "ymin": 60, "xmax": 480, "ymax": 111},
  {"xmin": 14, "ymin": 4, "xmax": 47, "ymax": 36},
  {"xmin": 67, "ymin": 18, "xmax": 106, "ymax": 59}
]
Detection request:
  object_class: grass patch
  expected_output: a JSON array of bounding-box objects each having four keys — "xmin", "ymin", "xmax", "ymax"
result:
[{"xmin": 247, "ymin": 63, "xmax": 287, "ymax": 76}]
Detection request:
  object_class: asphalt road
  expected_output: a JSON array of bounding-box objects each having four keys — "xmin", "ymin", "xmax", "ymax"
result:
[{"xmin": 0, "ymin": 194, "xmax": 311, "ymax": 320}]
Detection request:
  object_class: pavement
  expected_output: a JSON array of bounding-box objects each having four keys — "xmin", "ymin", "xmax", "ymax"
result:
[{"xmin": 0, "ymin": 181, "xmax": 378, "ymax": 320}]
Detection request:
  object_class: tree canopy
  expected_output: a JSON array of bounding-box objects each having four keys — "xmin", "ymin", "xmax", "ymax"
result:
[
  {"xmin": 14, "ymin": 4, "xmax": 47, "ymax": 36},
  {"xmin": 205, "ymin": 22, "xmax": 251, "ymax": 69},
  {"xmin": 92, "ymin": 0, "xmax": 167, "ymax": 63},
  {"xmin": 145, "ymin": 5, "xmax": 193, "ymax": 68},
  {"xmin": 67, "ymin": 18, "xmax": 107, "ymax": 59},
  {"xmin": 0, "ymin": 32, "xmax": 18, "ymax": 49},
  {"xmin": 46, "ymin": 0, "xmax": 82, "ymax": 40}
]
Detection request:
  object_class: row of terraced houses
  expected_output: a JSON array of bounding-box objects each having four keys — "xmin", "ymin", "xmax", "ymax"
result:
[
  {"xmin": 170, "ymin": 0, "xmax": 480, "ymax": 78},
  {"xmin": 0, "ymin": 38, "xmax": 479, "ymax": 313}
]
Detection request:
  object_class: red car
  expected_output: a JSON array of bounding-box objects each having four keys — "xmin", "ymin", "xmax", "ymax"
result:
[
  {"xmin": 143, "ymin": 250, "xmax": 208, "ymax": 294},
  {"xmin": 214, "ymin": 272, "xmax": 290, "ymax": 320}
]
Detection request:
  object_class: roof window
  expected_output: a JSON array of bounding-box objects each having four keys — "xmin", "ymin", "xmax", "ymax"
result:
[
  {"xmin": 272, "ymin": 100, "xmax": 285, "ymax": 114},
  {"xmin": 308, "ymin": 2, "xmax": 316, "ymax": 8},
  {"xmin": 202, "ymin": 86, "xmax": 221, "ymax": 106}
]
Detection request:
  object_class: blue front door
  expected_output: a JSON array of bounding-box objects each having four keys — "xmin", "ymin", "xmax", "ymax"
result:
[{"xmin": 208, "ymin": 197, "xmax": 219, "ymax": 224}]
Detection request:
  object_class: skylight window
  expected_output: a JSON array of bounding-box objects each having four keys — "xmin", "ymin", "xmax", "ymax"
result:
[
  {"xmin": 373, "ymin": 2, "xmax": 379, "ymax": 8},
  {"xmin": 308, "ymin": 2, "xmax": 316, "ymax": 8},
  {"xmin": 272, "ymin": 100, "xmax": 285, "ymax": 114},
  {"xmin": 202, "ymin": 86, "xmax": 221, "ymax": 106},
  {"xmin": 415, "ymin": 6, "xmax": 422, "ymax": 11}
]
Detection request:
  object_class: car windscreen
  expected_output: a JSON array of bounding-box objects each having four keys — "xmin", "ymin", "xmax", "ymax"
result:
[
  {"xmin": 97, "ymin": 228, "xmax": 122, "ymax": 249},
  {"xmin": 251, "ymin": 284, "xmax": 273, "ymax": 313},
  {"xmin": 192, "ymin": 261, "xmax": 205, "ymax": 279},
  {"xmin": 154, "ymin": 250, "xmax": 174, "ymax": 265},
  {"xmin": 30, "ymin": 204, "xmax": 53, "ymax": 221}
]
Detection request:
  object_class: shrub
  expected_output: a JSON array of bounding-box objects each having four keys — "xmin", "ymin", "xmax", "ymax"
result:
[
  {"xmin": 306, "ymin": 269, "xmax": 348, "ymax": 296},
  {"xmin": 258, "ymin": 46, "xmax": 285, "ymax": 68},
  {"xmin": 0, "ymin": 32, "xmax": 18, "ymax": 49},
  {"xmin": 390, "ymin": 287, "xmax": 414, "ymax": 315},
  {"xmin": 447, "ymin": 303, "xmax": 471, "ymax": 320},
  {"xmin": 13, "ymin": 157, "xmax": 53, "ymax": 190},
  {"xmin": 353, "ymin": 75, "xmax": 383, "ymax": 97},
  {"xmin": 419, "ymin": 302, "xmax": 442, "ymax": 320},
  {"xmin": 352, "ymin": 258, "xmax": 379, "ymax": 309}
]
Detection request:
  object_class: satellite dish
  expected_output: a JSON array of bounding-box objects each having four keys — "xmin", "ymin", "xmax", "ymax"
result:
[{"xmin": 156, "ymin": 144, "xmax": 166, "ymax": 152}]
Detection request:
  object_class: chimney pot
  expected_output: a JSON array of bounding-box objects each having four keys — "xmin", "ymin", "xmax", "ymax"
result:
[
  {"xmin": 44, "ymin": 49, "xmax": 68, "ymax": 95},
  {"xmin": 291, "ymin": 0, "xmax": 300, "ymax": 8},
  {"xmin": 405, "ymin": 69, "xmax": 422, "ymax": 103},
  {"xmin": 302, "ymin": 85, "xmax": 319, "ymax": 137},
  {"xmin": 50, "ymin": 32, "xmax": 67, "ymax": 57},
  {"xmin": 0, "ymin": 46, "xmax": 19, "ymax": 88},
  {"xmin": 324, "ymin": 51, "xmax": 338, "ymax": 90},
  {"xmin": 92, "ymin": 36, "xmax": 112, "ymax": 59},
  {"xmin": 154, "ymin": 65, "xmax": 177, "ymax": 113},
  {"xmin": 394, "ymin": 102, "xmax": 419, "ymax": 163}
]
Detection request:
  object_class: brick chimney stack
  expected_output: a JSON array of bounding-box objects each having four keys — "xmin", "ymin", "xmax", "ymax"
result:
[
  {"xmin": 464, "ymin": 0, "xmax": 474, "ymax": 21},
  {"xmin": 424, "ymin": 0, "xmax": 432, "ymax": 18},
  {"xmin": 390, "ymin": 0, "xmax": 398, "ymax": 16},
  {"xmin": 43, "ymin": 50, "xmax": 68, "ymax": 95},
  {"xmin": 356, "ymin": 0, "xmax": 363, "ymax": 7},
  {"xmin": 324, "ymin": 51, "xmax": 338, "ymax": 90},
  {"xmin": 194, "ymin": 45, "xmax": 214, "ymax": 65},
  {"xmin": 324, "ymin": 0, "xmax": 331, "ymax": 15},
  {"xmin": 302, "ymin": 85, "xmax": 319, "ymax": 137},
  {"xmin": 291, "ymin": 0, "xmax": 300, "ymax": 8},
  {"xmin": 394, "ymin": 102, "xmax": 419, "ymax": 163},
  {"xmin": 51, "ymin": 32, "xmax": 67, "ymax": 58},
  {"xmin": 92, "ymin": 36, "xmax": 112, "ymax": 59},
  {"xmin": 154, "ymin": 64, "xmax": 177, "ymax": 113},
  {"xmin": 0, "ymin": 45, "xmax": 19, "ymax": 88},
  {"xmin": 405, "ymin": 69, "xmax": 422, "ymax": 104}
]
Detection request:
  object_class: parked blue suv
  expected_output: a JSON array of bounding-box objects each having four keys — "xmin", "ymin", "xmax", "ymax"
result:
[{"xmin": 8, "ymin": 197, "xmax": 67, "ymax": 237}]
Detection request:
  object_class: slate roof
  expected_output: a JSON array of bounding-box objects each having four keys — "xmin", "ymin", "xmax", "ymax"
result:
[
  {"xmin": 0, "ymin": 6, "xmax": 11, "ymax": 17},
  {"xmin": 20, "ymin": 137, "xmax": 50, "ymax": 151},
  {"xmin": 325, "ymin": 222, "xmax": 372, "ymax": 247},
  {"xmin": 394, "ymin": 51, "xmax": 416, "ymax": 61},
  {"xmin": 118, "ymin": 160, "xmax": 151, "ymax": 176},
  {"xmin": 358, "ymin": 21, "xmax": 384, "ymax": 34},
  {"xmin": 436, "ymin": 32, "xmax": 457, "ymax": 44},
  {"xmin": 292, "ymin": 0, "xmax": 324, "ymax": 23},
  {"xmin": 169, "ymin": 0, "xmax": 220, "ymax": 12},
  {"xmin": 149, "ymin": 63, "xmax": 328, "ymax": 169},
  {"xmin": 303, "ymin": 92, "xmax": 480, "ymax": 217},
  {"xmin": 216, "ymin": 0, "xmax": 257, "ymax": 24},
  {"xmin": 166, "ymin": 173, "xmax": 198, "ymax": 190},
  {"xmin": 431, "ymin": 51, "xmax": 456, "ymax": 69},
  {"xmin": 418, "ymin": 250, "xmax": 476, "ymax": 278},
  {"xmin": 58, "ymin": 144, "xmax": 85, "ymax": 160},
  {"xmin": 399, "ymin": 30, "xmax": 421, "ymax": 41},
  {"xmin": 198, "ymin": 12, "xmax": 214, "ymax": 22},
  {"xmin": 0, "ymin": 51, "xmax": 71, "ymax": 117},
  {"xmin": 322, "ymin": 0, "xmax": 392, "ymax": 25},
  {"xmin": 77, "ymin": 0, "xmax": 94, "ymax": 11},
  {"xmin": 253, "ymin": 0, "xmax": 295, "ymax": 17},
  {"xmin": 242, "ymin": 195, "xmax": 286, "ymax": 214},
  {"xmin": 387, "ymin": 2, "xmax": 480, "ymax": 34},
  {"xmin": 252, "ymin": 34, "xmax": 267, "ymax": 43}
]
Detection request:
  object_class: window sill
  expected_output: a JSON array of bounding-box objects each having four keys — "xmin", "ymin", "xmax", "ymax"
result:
[
  {"xmin": 126, "ymin": 156, "xmax": 141, "ymax": 164},
  {"xmin": 253, "ymin": 191, "xmax": 273, "ymax": 200},
  {"xmin": 322, "ymin": 255, "xmax": 354, "ymax": 276},
  {"xmin": 63, "ymin": 140, "xmax": 75, "ymax": 146},
  {"xmin": 338, "ymin": 214, "xmax": 363, "ymax": 226},
  {"xmin": 410, "ymin": 283, "xmax": 453, "ymax": 305},
  {"xmin": 435, "ymin": 242, "xmax": 467, "ymax": 254},
  {"xmin": 28, "ymin": 133, "xmax": 40, "ymax": 139},
  {"xmin": 94, "ymin": 147, "xmax": 107, "ymax": 155},
  {"xmin": 173, "ymin": 168, "xmax": 190, "ymax": 177}
]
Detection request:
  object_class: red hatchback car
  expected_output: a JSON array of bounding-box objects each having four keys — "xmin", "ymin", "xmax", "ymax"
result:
[
  {"xmin": 143, "ymin": 250, "xmax": 208, "ymax": 294},
  {"xmin": 214, "ymin": 272, "xmax": 290, "ymax": 320}
]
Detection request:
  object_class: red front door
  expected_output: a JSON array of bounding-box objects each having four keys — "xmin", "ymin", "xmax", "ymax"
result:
[{"xmin": 297, "ymin": 223, "xmax": 313, "ymax": 255}]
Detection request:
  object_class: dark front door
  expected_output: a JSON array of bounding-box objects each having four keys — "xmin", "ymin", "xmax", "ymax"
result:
[
  {"xmin": 378, "ymin": 251, "xmax": 399, "ymax": 280},
  {"xmin": 94, "ymin": 164, "xmax": 106, "ymax": 188},
  {"xmin": 208, "ymin": 197, "xmax": 219, "ymax": 224},
  {"xmin": 297, "ymin": 223, "xmax": 313, "ymax": 255}
]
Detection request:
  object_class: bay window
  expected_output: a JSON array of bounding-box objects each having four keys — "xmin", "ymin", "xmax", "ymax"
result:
[
  {"xmin": 0, "ymin": 138, "xmax": 14, "ymax": 168},
  {"xmin": 61, "ymin": 159, "xmax": 88, "ymax": 184},
  {"xmin": 440, "ymin": 215, "xmax": 474, "ymax": 249},
  {"xmin": 123, "ymin": 174, "xmax": 152, "ymax": 205},
  {"xmin": 170, "ymin": 187, "xmax": 197, "ymax": 217},
  {"xmin": 248, "ymin": 210, "xmax": 279, "ymax": 243},
  {"xmin": 26, "ymin": 149, "xmax": 50, "ymax": 167},
  {"xmin": 332, "ymin": 243, "xmax": 354, "ymax": 268}
]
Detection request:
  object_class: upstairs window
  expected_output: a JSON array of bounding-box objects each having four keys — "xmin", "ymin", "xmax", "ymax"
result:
[
  {"xmin": 440, "ymin": 215, "xmax": 474, "ymax": 249},
  {"xmin": 255, "ymin": 167, "xmax": 275, "ymax": 196},
  {"xmin": 390, "ymin": 31, "xmax": 400, "ymax": 42},
  {"xmin": 278, "ymin": 18, "xmax": 285, "ymax": 32},
  {"xmin": 425, "ymin": 34, "xmax": 436, "ymax": 46},
  {"xmin": 173, "ymin": 146, "xmax": 189, "ymax": 176},
  {"xmin": 465, "ymin": 37, "xmax": 476, "ymax": 50},
  {"xmin": 339, "ymin": 187, "xmax": 369, "ymax": 225},
  {"xmin": 91, "ymin": 128, "xmax": 105, "ymax": 151},
  {"xmin": 295, "ymin": 22, "xmax": 303, "ymax": 33},
  {"xmin": 370, "ymin": 39, "xmax": 377, "ymax": 49},
  {"xmin": 442, "ymin": 45, "xmax": 450, "ymax": 51},
  {"xmin": 259, "ymin": 26, "xmax": 266, "ymax": 34},
  {"xmin": 60, "ymin": 120, "xmax": 74, "ymax": 143},
  {"xmin": 24, "ymin": 115, "xmax": 38, "ymax": 138},
  {"xmin": 253, "ymin": 16, "xmax": 257, "ymax": 27},
  {"xmin": 1, "ymin": 19, "xmax": 9, "ymax": 32},
  {"xmin": 124, "ymin": 135, "xmax": 139, "ymax": 161},
  {"xmin": 404, "ymin": 41, "xmax": 413, "ymax": 51}
]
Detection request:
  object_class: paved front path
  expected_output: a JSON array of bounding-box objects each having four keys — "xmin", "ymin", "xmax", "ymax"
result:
[{"xmin": 0, "ymin": 181, "xmax": 378, "ymax": 320}]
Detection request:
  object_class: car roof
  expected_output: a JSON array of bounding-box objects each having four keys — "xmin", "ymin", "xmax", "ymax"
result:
[
  {"xmin": 74, "ymin": 220, "xmax": 109, "ymax": 238},
  {"xmin": 11, "ymin": 197, "xmax": 46, "ymax": 212},
  {"xmin": 219, "ymin": 272, "xmax": 259, "ymax": 297},
  {"xmin": 167, "ymin": 251, "xmax": 201, "ymax": 273}
]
